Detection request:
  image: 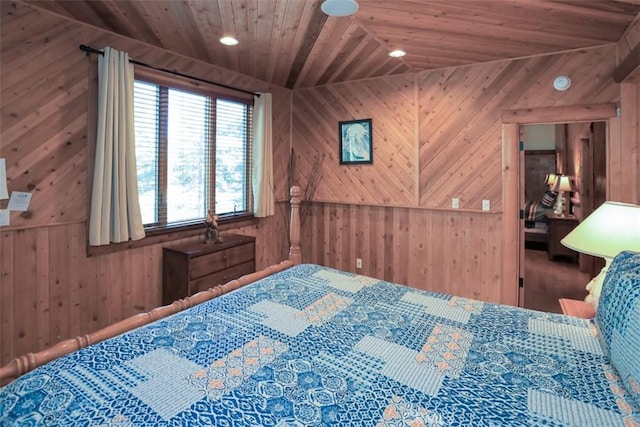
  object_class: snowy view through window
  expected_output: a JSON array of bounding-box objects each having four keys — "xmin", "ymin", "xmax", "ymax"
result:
[
  {"xmin": 215, "ymin": 99, "xmax": 248, "ymax": 215},
  {"xmin": 134, "ymin": 80, "xmax": 250, "ymax": 228}
]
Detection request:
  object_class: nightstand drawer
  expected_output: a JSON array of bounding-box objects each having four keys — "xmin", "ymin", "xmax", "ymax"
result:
[
  {"xmin": 191, "ymin": 260, "xmax": 255, "ymax": 294},
  {"xmin": 190, "ymin": 243, "xmax": 255, "ymax": 279},
  {"xmin": 162, "ymin": 234, "xmax": 256, "ymax": 305}
]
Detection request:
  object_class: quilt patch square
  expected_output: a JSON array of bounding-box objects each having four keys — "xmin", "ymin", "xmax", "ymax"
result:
[
  {"xmin": 249, "ymin": 300, "xmax": 311, "ymax": 337},
  {"xmin": 528, "ymin": 389, "xmax": 627, "ymax": 427},
  {"xmin": 529, "ymin": 318, "xmax": 604, "ymax": 355},
  {"xmin": 416, "ymin": 323, "xmax": 472, "ymax": 378},
  {"xmin": 401, "ymin": 293, "xmax": 472, "ymax": 324},
  {"xmin": 127, "ymin": 349, "xmax": 203, "ymax": 420},
  {"xmin": 297, "ymin": 292, "xmax": 353, "ymax": 325},
  {"xmin": 187, "ymin": 336, "xmax": 288, "ymax": 400},
  {"xmin": 355, "ymin": 335, "xmax": 445, "ymax": 396},
  {"xmin": 313, "ymin": 270, "xmax": 378, "ymax": 293},
  {"xmin": 448, "ymin": 296, "xmax": 484, "ymax": 314},
  {"xmin": 378, "ymin": 395, "xmax": 444, "ymax": 427}
]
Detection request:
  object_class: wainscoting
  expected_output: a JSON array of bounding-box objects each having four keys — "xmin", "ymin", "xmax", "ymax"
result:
[{"xmin": 301, "ymin": 202, "xmax": 503, "ymax": 303}]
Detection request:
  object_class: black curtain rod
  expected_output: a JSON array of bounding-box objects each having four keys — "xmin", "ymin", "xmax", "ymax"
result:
[{"xmin": 79, "ymin": 44, "xmax": 260, "ymax": 97}]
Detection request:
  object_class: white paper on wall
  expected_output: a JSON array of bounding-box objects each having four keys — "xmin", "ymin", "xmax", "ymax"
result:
[
  {"xmin": 8, "ymin": 191, "xmax": 32, "ymax": 211},
  {"xmin": 0, "ymin": 158, "xmax": 8, "ymax": 199},
  {"xmin": 0, "ymin": 209, "xmax": 9, "ymax": 226}
]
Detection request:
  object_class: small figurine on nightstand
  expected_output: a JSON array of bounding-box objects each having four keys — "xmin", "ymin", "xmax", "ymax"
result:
[{"xmin": 205, "ymin": 210, "xmax": 222, "ymax": 244}]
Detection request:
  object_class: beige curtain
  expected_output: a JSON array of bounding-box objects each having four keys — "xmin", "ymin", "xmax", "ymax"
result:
[
  {"xmin": 89, "ymin": 47, "xmax": 145, "ymax": 246},
  {"xmin": 252, "ymin": 92, "xmax": 274, "ymax": 217}
]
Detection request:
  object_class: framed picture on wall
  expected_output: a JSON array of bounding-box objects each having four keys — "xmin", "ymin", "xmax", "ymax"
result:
[{"xmin": 339, "ymin": 118, "xmax": 373, "ymax": 165}]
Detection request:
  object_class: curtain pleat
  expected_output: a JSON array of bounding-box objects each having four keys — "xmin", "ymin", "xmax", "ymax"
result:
[
  {"xmin": 89, "ymin": 47, "xmax": 145, "ymax": 246},
  {"xmin": 252, "ymin": 93, "xmax": 274, "ymax": 217}
]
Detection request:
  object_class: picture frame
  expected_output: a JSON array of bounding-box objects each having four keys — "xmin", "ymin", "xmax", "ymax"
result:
[{"xmin": 339, "ymin": 118, "xmax": 373, "ymax": 165}]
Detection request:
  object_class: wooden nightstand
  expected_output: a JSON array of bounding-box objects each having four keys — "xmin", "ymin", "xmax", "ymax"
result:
[
  {"xmin": 546, "ymin": 213, "xmax": 579, "ymax": 263},
  {"xmin": 162, "ymin": 234, "xmax": 256, "ymax": 305},
  {"xmin": 559, "ymin": 298, "xmax": 595, "ymax": 319}
]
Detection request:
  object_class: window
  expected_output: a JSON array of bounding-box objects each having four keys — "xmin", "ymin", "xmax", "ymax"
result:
[{"xmin": 133, "ymin": 79, "xmax": 252, "ymax": 231}]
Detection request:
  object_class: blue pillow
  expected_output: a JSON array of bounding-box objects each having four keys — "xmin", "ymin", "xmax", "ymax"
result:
[{"xmin": 596, "ymin": 251, "xmax": 640, "ymax": 408}]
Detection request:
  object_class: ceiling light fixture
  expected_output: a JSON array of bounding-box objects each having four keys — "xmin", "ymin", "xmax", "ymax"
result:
[
  {"xmin": 389, "ymin": 50, "xmax": 406, "ymax": 58},
  {"xmin": 321, "ymin": 0, "xmax": 359, "ymax": 17},
  {"xmin": 219, "ymin": 36, "xmax": 239, "ymax": 46},
  {"xmin": 553, "ymin": 75, "xmax": 571, "ymax": 91}
]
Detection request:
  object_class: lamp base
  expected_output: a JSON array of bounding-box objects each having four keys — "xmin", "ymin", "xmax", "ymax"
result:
[
  {"xmin": 557, "ymin": 191, "xmax": 568, "ymax": 217},
  {"xmin": 584, "ymin": 257, "xmax": 612, "ymax": 308},
  {"xmin": 554, "ymin": 191, "xmax": 566, "ymax": 216}
]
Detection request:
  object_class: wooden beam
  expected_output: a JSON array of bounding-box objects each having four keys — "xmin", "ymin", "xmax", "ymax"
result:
[
  {"xmin": 613, "ymin": 43, "xmax": 640, "ymax": 83},
  {"xmin": 502, "ymin": 103, "xmax": 618, "ymax": 124},
  {"xmin": 285, "ymin": 3, "xmax": 328, "ymax": 89}
]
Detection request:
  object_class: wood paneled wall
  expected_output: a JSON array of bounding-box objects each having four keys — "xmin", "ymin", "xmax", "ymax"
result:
[
  {"xmin": 301, "ymin": 203, "xmax": 502, "ymax": 302},
  {"xmin": 0, "ymin": 2, "xmax": 291, "ymax": 366},
  {"xmin": 2, "ymin": 1, "xmax": 291, "ymax": 231},
  {"xmin": 292, "ymin": 46, "xmax": 626, "ymax": 301},
  {"xmin": 294, "ymin": 47, "xmax": 619, "ymax": 210},
  {"xmin": 292, "ymin": 73, "xmax": 417, "ymax": 206}
]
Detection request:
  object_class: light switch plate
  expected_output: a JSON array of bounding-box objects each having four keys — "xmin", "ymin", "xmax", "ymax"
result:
[{"xmin": 482, "ymin": 200, "xmax": 490, "ymax": 211}]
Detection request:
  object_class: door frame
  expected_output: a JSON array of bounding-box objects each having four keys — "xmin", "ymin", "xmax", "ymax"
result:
[{"xmin": 501, "ymin": 103, "xmax": 619, "ymax": 307}]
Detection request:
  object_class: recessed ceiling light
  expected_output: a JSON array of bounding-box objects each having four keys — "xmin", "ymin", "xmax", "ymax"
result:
[
  {"xmin": 389, "ymin": 50, "xmax": 406, "ymax": 58},
  {"xmin": 321, "ymin": 0, "xmax": 359, "ymax": 17},
  {"xmin": 219, "ymin": 36, "xmax": 239, "ymax": 46},
  {"xmin": 553, "ymin": 75, "xmax": 571, "ymax": 91}
]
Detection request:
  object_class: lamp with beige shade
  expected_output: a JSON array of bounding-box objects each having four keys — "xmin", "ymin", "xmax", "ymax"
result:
[
  {"xmin": 552, "ymin": 175, "xmax": 574, "ymax": 216},
  {"xmin": 561, "ymin": 201, "xmax": 640, "ymax": 308}
]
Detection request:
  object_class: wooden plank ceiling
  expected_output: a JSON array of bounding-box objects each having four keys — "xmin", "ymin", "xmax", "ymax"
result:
[{"xmin": 22, "ymin": 0, "xmax": 640, "ymax": 88}]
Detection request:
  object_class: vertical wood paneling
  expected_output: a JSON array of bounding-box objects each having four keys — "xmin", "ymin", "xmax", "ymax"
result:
[
  {"xmin": 35, "ymin": 228, "xmax": 50, "ymax": 350},
  {"xmin": 302, "ymin": 202, "xmax": 503, "ymax": 302},
  {"xmin": 1, "ymin": 231, "xmax": 15, "ymax": 364},
  {"xmin": 12, "ymin": 230, "xmax": 36, "ymax": 359}
]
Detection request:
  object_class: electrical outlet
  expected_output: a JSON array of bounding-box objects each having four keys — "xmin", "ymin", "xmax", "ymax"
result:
[
  {"xmin": 482, "ymin": 199, "xmax": 490, "ymax": 211},
  {"xmin": 356, "ymin": 258, "xmax": 362, "ymax": 269},
  {"xmin": 452, "ymin": 198, "xmax": 460, "ymax": 209}
]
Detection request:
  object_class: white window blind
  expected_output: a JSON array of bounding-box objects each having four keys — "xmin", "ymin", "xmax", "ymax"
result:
[
  {"xmin": 215, "ymin": 99, "xmax": 252, "ymax": 215},
  {"xmin": 133, "ymin": 81, "xmax": 160, "ymax": 226},
  {"xmin": 133, "ymin": 79, "xmax": 252, "ymax": 231}
]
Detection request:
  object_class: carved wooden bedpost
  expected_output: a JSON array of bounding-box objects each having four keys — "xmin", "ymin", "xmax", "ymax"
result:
[{"xmin": 289, "ymin": 185, "xmax": 302, "ymax": 265}]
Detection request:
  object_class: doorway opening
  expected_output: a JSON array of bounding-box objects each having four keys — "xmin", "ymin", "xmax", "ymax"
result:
[
  {"xmin": 500, "ymin": 103, "xmax": 618, "ymax": 309},
  {"xmin": 521, "ymin": 122, "xmax": 605, "ymax": 313}
]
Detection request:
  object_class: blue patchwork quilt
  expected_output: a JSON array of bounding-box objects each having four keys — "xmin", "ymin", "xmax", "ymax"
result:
[{"xmin": 1, "ymin": 264, "xmax": 638, "ymax": 426}]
